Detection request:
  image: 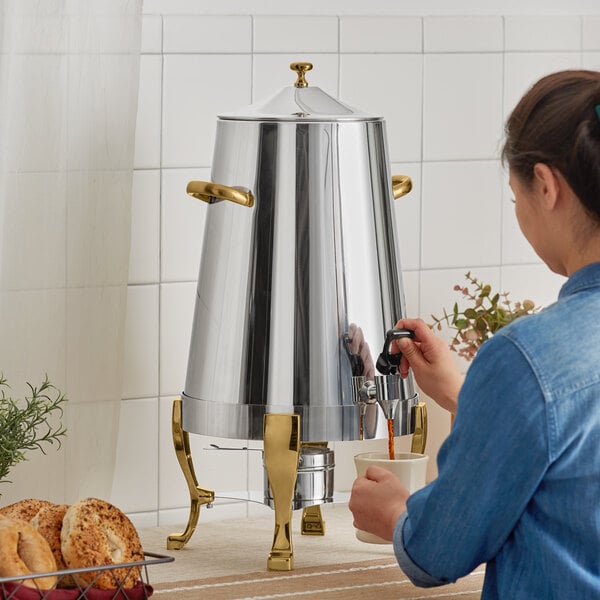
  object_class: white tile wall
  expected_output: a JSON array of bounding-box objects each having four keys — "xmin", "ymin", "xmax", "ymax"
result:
[
  {"xmin": 163, "ymin": 16, "xmax": 252, "ymax": 54},
  {"xmin": 253, "ymin": 16, "xmax": 338, "ymax": 53},
  {"xmin": 160, "ymin": 168, "xmax": 208, "ymax": 282},
  {"xmin": 159, "ymin": 282, "xmax": 196, "ymax": 396},
  {"xmin": 340, "ymin": 16, "xmax": 422, "ymax": 53},
  {"xmin": 340, "ymin": 53, "xmax": 423, "ymax": 162},
  {"xmin": 116, "ymin": 10, "xmax": 595, "ymax": 524},
  {"xmin": 392, "ymin": 162, "xmax": 421, "ymax": 271},
  {"xmin": 423, "ymin": 53, "xmax": 504, "ymax": 161},
  {"xmin": 583, "ymin": 52, "xmax": 600, "ymax": 69},
  {"xmin": 162, "ymin": 54, "xmax": 252, "ymax": 167},
  {"xmin": 421, "ymin": 161, "xmax": 503, "ymax": 269},
  {"xmin": 130, "ymin": 170, "xmax": 160, "ymax": 283},
  {"xmin": 111, "ymin": 398, "xmax": 159, "ymax": 516},
  {"xmin": 134, "ymin": 55, "xmax": 162, "ymax": 169},
  {"xmin": 424, "ymin": 16, "xmax": 503, "ymax": 52},
  {"xmin": 123, "ymin": 285, "xmax": 159, "ymax": 399},
  {"xmin": 503, "ymin": 53, "xmax": 582, "ymax": 121},
  {"xmin": 583, "ymin": 16, "xmax": 600, "ymax": 50},
  {"xmin": 504, "ymin": 16, "xmax": 581, "ymax": 51}
]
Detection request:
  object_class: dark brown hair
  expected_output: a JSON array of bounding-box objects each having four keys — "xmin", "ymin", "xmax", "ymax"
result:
[{"xmin": 502, "ymin": 69, "xmax": 600, "ymax": 221}]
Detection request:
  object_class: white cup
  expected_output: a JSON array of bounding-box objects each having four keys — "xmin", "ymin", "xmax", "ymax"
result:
[{"xmin": 353, "ymin": 451, "xmax": 429, "ymax": 544}]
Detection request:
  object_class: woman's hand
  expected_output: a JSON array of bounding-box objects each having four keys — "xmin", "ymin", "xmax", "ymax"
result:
[
  {"xmin": 393, "ymin": 318, "xmax": 463, "ymax": 414},
  {"xmin": 347, "ymin": 323, "xmax": 376, "ymax": 380},
  {"xmin": 349, "ymin": 466, "xmax": 409, "ymax": 541}
]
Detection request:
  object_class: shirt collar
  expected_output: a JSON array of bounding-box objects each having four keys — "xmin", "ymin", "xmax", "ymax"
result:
[{"xmin": 559, "ymin": 262, "xmax": 600, "ymax": 300}]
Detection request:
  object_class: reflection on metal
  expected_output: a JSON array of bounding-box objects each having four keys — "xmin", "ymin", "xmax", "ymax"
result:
[
  {"xmin": 410, "ymin": 402, "xmax": 428, "ymax": 455},
  {"xmin": 263, "ymin": 444, "xmax": 334, "ymax": 510},
  {"xmin": 264, "ymin": 414, "xmax": 300, "ymax": 571},
  {"xmin": 166, "ymin": 398, "xmax": 215, "ymax": 550}
]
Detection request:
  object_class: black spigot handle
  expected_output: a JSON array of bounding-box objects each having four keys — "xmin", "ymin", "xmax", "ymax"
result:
[{"xmin": 376, "ymin": 328, "xmax": 415, "ymax": 375}]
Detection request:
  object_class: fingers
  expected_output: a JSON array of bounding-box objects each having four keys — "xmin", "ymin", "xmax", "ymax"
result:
[
  {"xmin": 361, "ymin": 341, "xmax": 376, "ymax": 380},
  {"xmin": 396, "ymin": 337, "xmax": 425, "ymax": 374},
  {"xmin": 346, "ymin": 323, "xmax": 360, "ymax": 355},
  {"xmin": 394, "ymin": 318, "xmax": 434, "ymax": 343},
  {"xmin": 365, "ymin": 465, "xmax": 398, "ymax": 482}
]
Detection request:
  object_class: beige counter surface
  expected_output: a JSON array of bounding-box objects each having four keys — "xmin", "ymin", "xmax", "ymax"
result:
[{"xmin": 139, "ymin": 502, "xmax": 484, "ymax": 599}]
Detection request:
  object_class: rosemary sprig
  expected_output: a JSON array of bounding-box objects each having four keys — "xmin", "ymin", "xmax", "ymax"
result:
[{"xmin": 0, "ymin": 375, "xmax": 67, "ymax": 485}]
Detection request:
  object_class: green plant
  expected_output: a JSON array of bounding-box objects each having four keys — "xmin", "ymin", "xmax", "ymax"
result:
[
  {"xmin": 430, "ymin": 271, "xmax": 540, "ymax": 361},
  {"xmin": 0, "ymin": 375, "xmax": 67, "ymax": 485}
]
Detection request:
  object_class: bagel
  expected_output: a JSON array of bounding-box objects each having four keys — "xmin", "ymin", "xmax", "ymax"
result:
[
  {"xmin": 31, "ymin": 503, "xmax": 75, "ymax": 588},
  {"xmin": 61, "ymin": 498, "xmax": 144, "ymax": 589},
  {"xmin": 0, "ymin": 517, "xmax": 57, "ymax": 589},
  {"xmin": 0, "ymin": 498, "xmax": 55, "ymax": 522}
]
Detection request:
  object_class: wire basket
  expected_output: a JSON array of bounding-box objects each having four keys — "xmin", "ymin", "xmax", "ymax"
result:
[{"xmin": 0, "ymin": 552, "xmax": 173, "ymax": 600}]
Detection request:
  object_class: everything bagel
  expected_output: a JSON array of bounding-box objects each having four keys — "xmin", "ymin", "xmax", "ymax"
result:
[
  {"xmin": 0, "ymin": 517, "xmax": 58, "ymax": 589},
  {"xmin": 61, "ymin": 498, "xmax": 144, "ymax": 589},
  {"xmin": 0, "ymin": 498, "xmax": 55, "ymax": 522},
  {"xmin": 31, "ymin": 503, "xmax": 75, "ymax": 588}
]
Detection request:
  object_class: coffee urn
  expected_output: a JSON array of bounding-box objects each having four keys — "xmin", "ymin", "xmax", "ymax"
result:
[{"xmin": 167, "ymin": 62, "xmax": 426, "ymax": 570}]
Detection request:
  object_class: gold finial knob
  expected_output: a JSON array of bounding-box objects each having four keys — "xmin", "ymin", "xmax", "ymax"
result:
[{"xmin": 290, "ymin": 62, "xmax": 313, "ymax": 88}]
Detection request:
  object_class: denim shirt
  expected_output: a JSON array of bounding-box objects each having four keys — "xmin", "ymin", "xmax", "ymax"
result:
[{"xmin": 394, "ymin": 262, "xmax": 600, "ymax": 599}]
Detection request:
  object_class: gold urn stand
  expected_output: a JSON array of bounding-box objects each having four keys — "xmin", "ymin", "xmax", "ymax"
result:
[{"xmin": 166, "ymin": 397, "xmax": 427, "ymax": 571}]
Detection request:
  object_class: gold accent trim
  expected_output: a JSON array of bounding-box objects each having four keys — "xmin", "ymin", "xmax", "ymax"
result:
[
  {"xmin": 264, "ymin": 414, "xmax": 300, "ymax": 571},
  {"xmin": 290, "ymin": 62, "xmax": 313, "ymax": 88},
  {"xmin": 186, "ymin": 181, "xmax": 254, "ymax": 208},
  {"xmin": 392, "ymin": 175, "xmax": 413, "ymax": 199},
  {"xmin": 410, "ymin": 402, "xmax": 428, "ymax": 455},
  {"xmin": 166, "ymin": 398, "xmax": 215, "ymax": 550}
]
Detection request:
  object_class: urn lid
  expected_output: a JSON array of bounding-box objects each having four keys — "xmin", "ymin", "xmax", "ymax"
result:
[{"xmin": 218, "ymin": 62, "xmax": 381, "ymax": 123}]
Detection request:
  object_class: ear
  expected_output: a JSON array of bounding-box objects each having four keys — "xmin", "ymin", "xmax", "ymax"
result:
[{"xmin": 532, "ymin": 163, "xmax": 560, "ymax": 210}]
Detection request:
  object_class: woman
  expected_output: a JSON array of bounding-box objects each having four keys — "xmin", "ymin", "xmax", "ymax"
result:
[{"xmin": 349, "ymin": 69, "xmax": 600, "ymax": 599}]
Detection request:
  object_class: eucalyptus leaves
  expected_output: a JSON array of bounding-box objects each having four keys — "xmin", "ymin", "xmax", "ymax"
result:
[
  {"xmin": 430, "ymin": 272, "xmax": 539, "ymax": 361},
  {"xmin": 0, "ymin": 375, "xmax": 67, "ymax": 486}
]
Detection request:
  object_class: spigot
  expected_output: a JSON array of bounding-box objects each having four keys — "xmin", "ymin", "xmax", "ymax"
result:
[
  {"xmin": 376, "ymin": 328, "xmax": 415, "ymax": 375},
  {"xmin": 351, "ymin": 328, "xmax": 417, "ymax": 432},
  {"xmin": 352, "ymin": 376, "xmax": 377, "ymax": 439},
  {"xmin": 379, "ymin": 400, "xmax": 398, "ymax": 421}
]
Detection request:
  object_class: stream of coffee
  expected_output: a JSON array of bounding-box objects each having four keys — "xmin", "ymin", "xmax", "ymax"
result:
[{"xmin": 387, "ymin": 418, "xmax": 395, "ymax": 460}]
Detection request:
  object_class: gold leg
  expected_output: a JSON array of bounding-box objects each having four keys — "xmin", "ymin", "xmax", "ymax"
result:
[
  {"xmin": 299, "ymin": 441, "xmax": 328, "ymax": 536},
  {"xmin": 410, "ymin": 402, "xmax": 428, "ymax": 454},
  {"xmin": 167, "ymin": 398, "xmax": 215, "ymax": 550},
  {"xmin": 263, "ymin": 414, "xmax": 300, "ymax": 571},
  {"xmin": 301, "ymin": 504, "xmax": 326, "ymax": 535}
]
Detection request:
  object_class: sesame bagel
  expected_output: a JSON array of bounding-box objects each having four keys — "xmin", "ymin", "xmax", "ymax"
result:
[
  {"xmin": 31, "ymin": 503, "xmax": 75, "ymax": 588},
  {"xmin": 61, "ymin": 498, "xmax": 143, "ymax": 589},
  {"xmin": 0, "ymin": 498, "xmax": 55, "ymax": 522},
  {"xmin": 0, "ymin": 517, "xmax": 58, "ymax": 589}
]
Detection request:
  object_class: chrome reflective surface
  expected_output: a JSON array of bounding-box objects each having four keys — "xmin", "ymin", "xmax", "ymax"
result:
[
  {"xmin": 182, "ymin": 118, "xmax": 416, "ymax": 441},
  {"xmin": 264, "ymin": 446, "xmax": 335, "ymax": 510}
]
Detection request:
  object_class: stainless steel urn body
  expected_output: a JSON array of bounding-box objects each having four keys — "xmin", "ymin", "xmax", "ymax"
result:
[{"xmin": 182, "ymin": 64, "xmax": 417, "ymax": 443}]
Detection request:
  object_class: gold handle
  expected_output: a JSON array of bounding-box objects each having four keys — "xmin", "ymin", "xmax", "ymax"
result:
[
  {"xmin": 392, "ymin": 175, "xmax": 413, "ymax": 200},
  {"xmin": 186, "ymin": 181, "xmax": 254, "ymax": 208},
  {"xmin": 290, "ymin": 62, "xmax": 313, "ymax": 88}
]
